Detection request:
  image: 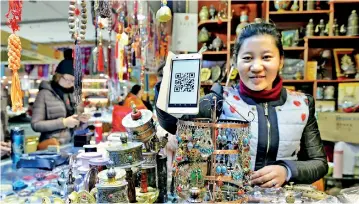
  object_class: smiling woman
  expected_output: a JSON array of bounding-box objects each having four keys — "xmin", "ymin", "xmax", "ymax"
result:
[{"xmin": 156, "ymin": 21, "xmax": 328, "ymax": 188}]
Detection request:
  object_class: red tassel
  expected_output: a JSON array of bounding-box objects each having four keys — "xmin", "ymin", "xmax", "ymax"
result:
[
  {"xmin": 108, "ymin": 46, "xmax": 112, "ymax": 78},
  {"xmin": 98, "ymin": 45, "xmax": 104, "ymax": 72}
]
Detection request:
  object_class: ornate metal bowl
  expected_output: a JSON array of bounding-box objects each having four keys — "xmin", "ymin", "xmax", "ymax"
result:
[
  {"xmin": 122, "ymin": 109, "xmax": 156, "ymax": 143},
  {"xmin": 106, "ymin": 135, "xmax": 144, "ymax": 169},
  {"xmin": 96, "ymin": 181, "xmax": 129, "ymax": 203}
]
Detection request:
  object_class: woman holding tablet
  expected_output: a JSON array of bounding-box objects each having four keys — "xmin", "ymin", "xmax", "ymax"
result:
[{"xmin": 155, "ymin": 22, "xmax": 327, "ymax": 187}]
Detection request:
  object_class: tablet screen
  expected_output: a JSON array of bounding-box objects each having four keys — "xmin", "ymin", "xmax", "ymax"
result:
[{"xmin": 168, "ymin": 59, "xmax": 200, "ymax": 107}]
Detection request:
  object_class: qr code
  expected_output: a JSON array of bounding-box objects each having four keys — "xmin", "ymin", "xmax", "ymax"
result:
[{"xmin": 174, "ymin": 72, "xmax": 195, "ymax": 92}]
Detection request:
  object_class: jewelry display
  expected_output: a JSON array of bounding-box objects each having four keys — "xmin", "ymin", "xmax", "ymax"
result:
[{"xmin": 172, "ymin": 95, "xmax": 253, "ymax": 203}]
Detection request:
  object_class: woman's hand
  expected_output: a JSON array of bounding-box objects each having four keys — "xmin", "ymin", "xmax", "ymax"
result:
[
  {"xmin": 1, "ymin": 142, "xmax": 11, "ymax": 157},
  {"xmin": 63, "ymin": 115, "xmax": 80, "ymax": 128},
  {"xmin": 78, "ymin": 114, "xmax": 91, "ymax": 123},
  {"xmin": 250, "ymin": 165, "xmax": 287, "ymax": 188}
]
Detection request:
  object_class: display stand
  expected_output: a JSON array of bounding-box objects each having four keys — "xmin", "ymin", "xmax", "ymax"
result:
[{"xmin": 173, "ymin": 96, "xmax": 252, "ymax": 203}]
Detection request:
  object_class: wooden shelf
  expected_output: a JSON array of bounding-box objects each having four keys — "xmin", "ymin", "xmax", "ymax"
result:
[
  {"xmin": 198, "ymin": 19, "xmax": 228, "ymax": 27},
  {"xmin": 269, "ymin": 10, "xmax": 330, "ymax": 15},
  {"xmin": 317, "ymin": 79, "xmax": 359, "ymax": 83},
  {"xmin": 283, "ymin": 46, "xmax": 305, "ymax": 51},
  {"xmin": 283, "ymin": 80, "xmax": 315, "ymax": 83},
  {"xmin": 202, "ymin": 51, "xmax": 228, "ymax": 55},
  {"xmin": 329, "ymin": 0, "xmax": 359, "ymax": 4},
  {"xmin": 306, "ymin": 36, "xmax": 359, "ymax": 40}
]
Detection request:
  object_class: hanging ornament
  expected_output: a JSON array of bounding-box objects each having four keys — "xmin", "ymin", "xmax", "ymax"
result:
[
  {"xmin": 107, "ymin": 0, "xmax": 113, "ymax": 79},
  {"xmin": 97, "ymin": 29, "xmax": 104, "ymax": 73},
  {"xmin": 6, "ymin": 0, "xmax": 23, "ymax": 112},
  {"xmin": 68, "ymin": 0, "xmax": 87, "ymax": 42},
  {"xmin": 156, "ymin": 0, "xmax": 172, "ymax": 23},
  {"xmin": 68, "ymin": 0, "xmax": 87, "ymax": 107},
  {"xmin": 116, "ymin": 24, "xmax": 128, "ymax": 81},
  {"xmin": 98, "ymin": 0, "xmax": 111, "ymax": 18}
]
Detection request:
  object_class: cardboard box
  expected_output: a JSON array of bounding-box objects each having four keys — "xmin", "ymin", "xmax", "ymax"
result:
[{"xmin": 318, "ymin": 112, "xmax": 359, "ymax": 144}]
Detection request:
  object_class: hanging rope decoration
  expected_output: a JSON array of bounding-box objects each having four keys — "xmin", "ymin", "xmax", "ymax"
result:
[
  {"xmin": 68, "ymin": 0, "xmax": 87, "ymax": 106},
  {"xmin": 68, "ymin": 0, "xmax": 87, "ymax": 42},
  {"xmin": 107, "ymin": 0, "xmax": 113, "ymax": 79},
  {"xmin": 6, "ymin": 0, "xmax": 23, "ymax": 112}
]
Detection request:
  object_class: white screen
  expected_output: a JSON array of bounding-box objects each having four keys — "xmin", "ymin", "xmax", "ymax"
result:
[{"xmin": 169, "ymin": 59, "xmax": 200, "ymax": 106}]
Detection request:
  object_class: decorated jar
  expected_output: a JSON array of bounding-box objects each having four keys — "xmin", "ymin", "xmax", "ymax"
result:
[
  {"xmin": 106, "ymin": 134, "xmax": 143, "ymax": 168},
  {"xmin": 198, "ymin": 27, "xmax": 210, "ymax": 43},
  {"xmin": 274, "ymin": 0, "xmax": 291, "ymax": 11},
  {"xmin": 199, "ymin": 6, "xmax": 209, "ymax": 21}
]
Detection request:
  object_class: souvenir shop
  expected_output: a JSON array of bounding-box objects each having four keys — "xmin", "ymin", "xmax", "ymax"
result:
[{"xmin": 1, "ymin": 0, "xmax": 359, "ymax": 203}]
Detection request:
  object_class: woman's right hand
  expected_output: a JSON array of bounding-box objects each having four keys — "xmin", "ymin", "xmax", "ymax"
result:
[
  {"xmin": 63, "ymin": 115, "xmax": 80, "ymax": 128},
  {"xmin": 1, "ymin": 142, "xmax": 11, "ymax": 157}
]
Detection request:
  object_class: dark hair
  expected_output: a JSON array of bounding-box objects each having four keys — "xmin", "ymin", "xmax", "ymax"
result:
[
  {"xmin": 130, "ymin": 84, "xmax": 141, "ymax": 95},
  {"xmin": 233, "ymin": 22, "xmax": 284, "ymax": 63},
  {"xmin": 63, "ymin": 49, "xmax": 73, "ymax": 60}
]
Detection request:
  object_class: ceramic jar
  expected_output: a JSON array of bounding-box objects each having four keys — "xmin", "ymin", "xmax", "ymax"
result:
[
  {"xmin": 236, "ymin": 11, "xmax": 249, "ymax": 36},
  {"xmin": 324, "ymin": 86, "xmax": 335, "ymax": 99},
  {"xmin": 212, "ymin": 36, "xmax": 223, "ymax": 51},
  {"xmin": 347, "ymin": 10, "xmax": 358, "ymax": 36},
  {"xmin": 199, "ymin": 6, "xmax": 209, "ymax": 21},
  {"xmin": 274, "ymin": 0, "xmax": 291, "ymax": 11},
  {"xmin": 198, "ymin": 27, "xmax": 210, "ymax": 43}
]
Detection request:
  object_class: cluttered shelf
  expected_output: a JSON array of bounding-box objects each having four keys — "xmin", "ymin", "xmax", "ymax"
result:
[
  {"xmin": 269, "ymin": 10, "xmax": 331, "ymax": 15},
  {"xmin": 198, "ymin": 19, "xmax": 228, "ymax": 27},
  {"xmin": 317, "ymin": 79, "xmax": 359, "ymax": 83}
]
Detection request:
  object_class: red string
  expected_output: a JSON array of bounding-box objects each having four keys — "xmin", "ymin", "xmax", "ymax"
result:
[
  {"xmin": 98, "ymin": 45, "xmax": 104, "ymax": 72},
  {"xmin": 5, "ymin": 0, "xmax": 23, "ymax": 33}
]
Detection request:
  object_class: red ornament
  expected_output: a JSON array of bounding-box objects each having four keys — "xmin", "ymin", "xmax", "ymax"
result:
[
  {"xmin": 301, "ymin": 113, "xmax": 306, "ymax": 121},
  {"xmin": 293, "ymin": 100, "xmax": 301, "ymax": 107},
  {"xmin": 177, "ymin": 186, "xmax": 182, "ymax": 192},
  {"xmin": 233, "ymin": 95, "xmax": 240, "ymax": 101},
  {"xmin": 98, "ymin": 45, "xmax": 104, "ymax": 72},
  {"xmin": 74, "ymin": 8, "xmax": 80, "ymax": 16}
]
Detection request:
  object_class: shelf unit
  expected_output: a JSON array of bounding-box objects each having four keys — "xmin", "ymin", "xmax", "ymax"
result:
[{"xmin": 197, "ymin": 0, "xmax": 359, "ymax": 111}]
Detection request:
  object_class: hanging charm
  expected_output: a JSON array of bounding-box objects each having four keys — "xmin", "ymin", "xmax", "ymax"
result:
[
  {"xmin": 68, "ymin": 0, "xmax": 87, "ymax": 42},
  {"xmin": 6, "ymin": 0, "xmax": 23, "ymax": 112},
  {"xmin": 156, "ymin": 0, "xmax": 172, "ymax": 23},
  {"xmin": 97, "ymin": 29, "xmax": 104, "ymax": 72}
]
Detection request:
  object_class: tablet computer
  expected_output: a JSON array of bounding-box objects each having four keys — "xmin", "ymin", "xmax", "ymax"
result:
[{"xmin": 167, "ymin": 53, "xmax": 202, "ymax": 115}]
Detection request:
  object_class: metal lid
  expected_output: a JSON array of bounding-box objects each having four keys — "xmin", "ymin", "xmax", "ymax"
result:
[
  {"xmin": 106, "ymin": 135, "xmax": 143, "ymax": 152},
  {"xmin": 89, "ymin": 157, "xmax": 109, "ymax": 166},
  {"xmin": 122, "ymin": 109, "xmax": 153, "ymax": 129}
]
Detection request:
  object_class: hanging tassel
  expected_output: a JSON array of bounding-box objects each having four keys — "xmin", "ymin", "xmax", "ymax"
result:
[
  {"xmin": 74, "ymin": 42, "xmax": 83, "ymax": 107},
  {"xmin": 98, "ymin": 44, "xmax": 104, "ymax": 72},
  {"xmin": 8, "ymin": 34, "xmax": 23, "ymax": 112},
  {"xmin": 108, "ymin": 45, "xmax": 112, "ymax": 79}
]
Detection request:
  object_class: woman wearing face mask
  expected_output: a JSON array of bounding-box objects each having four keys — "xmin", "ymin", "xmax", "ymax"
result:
[
  {"xmin": 31, "ymin": 49, "xmax": 90, "ymax": 150},
  {"xmin": 155, "ymin": 22, "xmax": 328, "ymax": 187}
]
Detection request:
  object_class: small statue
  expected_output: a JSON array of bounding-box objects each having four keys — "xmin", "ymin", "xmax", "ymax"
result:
[
  {"xmin": 306, "ymin": 19, "xmax": 314, "ymax": 36},
  {"xmin": 209, "ymin": 5, "xmax": 216, "ymax": 20},
  {"xmin": 291, "ymin": 0, "xmax": 299, "ymax": 11},
  {"xmin": 341, "ymin": 54, "xmax": 356, "ymax": 75},
  {"xmin": 315, "ymin": 19, "xmax": 326, "ymax": 36}
]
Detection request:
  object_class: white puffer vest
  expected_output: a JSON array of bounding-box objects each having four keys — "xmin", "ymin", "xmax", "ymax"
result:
[{"xmin": 220, "ymin": 86, "xmax": 309, "ymax": 170}]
